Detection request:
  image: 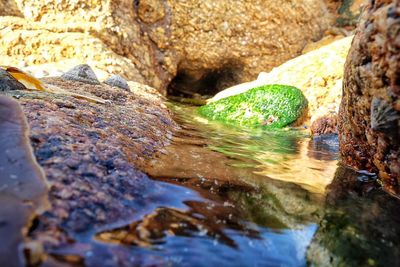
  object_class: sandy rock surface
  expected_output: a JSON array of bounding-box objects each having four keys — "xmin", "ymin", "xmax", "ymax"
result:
[
  {"xmin": 0, "ymin": 0, "xmax": 334, "ymax": 94},
  {"xmin": 339, "ymin": 0, "xmax": 400, "ymax": 194}
]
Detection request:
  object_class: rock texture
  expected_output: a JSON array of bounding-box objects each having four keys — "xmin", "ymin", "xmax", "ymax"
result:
[
  {"xmin": 339, "ymin": 0, "xmax": 400, "ymax": 193},
  {"xmin": 0, "ymin": 95, "xmax": 49, "ymax": 267},
  {"xmin": 0, "ymin": 73, "xmax": 178, "ymax": 265},
  {"xmin": 0, "ymin": 0, "xmax": 333, "ymax": 94}
]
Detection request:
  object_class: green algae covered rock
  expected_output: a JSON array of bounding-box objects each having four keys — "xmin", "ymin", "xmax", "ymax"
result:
[{"xmin": 198, "ymin": 84, "xmax": 308, "ymax": 128}]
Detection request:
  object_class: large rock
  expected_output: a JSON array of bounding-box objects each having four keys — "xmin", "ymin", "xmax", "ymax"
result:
[
  {"xmin": 0, "ymin": 67, "xmax": 178, "ymax": 265},
  {"xmin": 0, "ymin": 0, "xmax": 333, "ymax": 94},
  {"xmin": 211, "ymin": 36, "xmax": 353, "ymax": 130},
  {"xmin": 339, "ymin": 0, "xmax": 400, "ymax": 193}
]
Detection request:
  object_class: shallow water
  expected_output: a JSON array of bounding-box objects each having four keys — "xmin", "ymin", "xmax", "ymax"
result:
[{"xmin": 49, "ymin": 103, "xmax": 400, "ymax": 266}]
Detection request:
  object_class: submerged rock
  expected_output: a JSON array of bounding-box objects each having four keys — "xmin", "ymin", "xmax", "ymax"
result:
[
  {"xmin": 199, "ymin": 84, "xmax": 307, "ymax": 129},
  {"xmin": 307, "ymin": 166, "xmax": 400, "ymax": 267},
  {"xmin": 339, "ymin": 0, "xmax": 400, "ymax": 193},
  {"xmin": 61, "ymin": 64, "xmax": 100, "ymax": 85}
]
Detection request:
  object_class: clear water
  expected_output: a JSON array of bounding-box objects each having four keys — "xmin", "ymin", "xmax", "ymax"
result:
[{"xmin": 52, "ymin": 103, "xmax": 400, "ymax": 266}]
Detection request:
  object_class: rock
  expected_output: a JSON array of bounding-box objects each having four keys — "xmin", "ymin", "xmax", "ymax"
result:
[
  {"xmin": 325, "ymin": 0, "xmax": 367, "ymax": 28},
  {"xmin": 0, "ymin": 69, "xmax": 26, "ymax": 91},
  {"xmin": 198, "ymin": 84, "xmax": 307, "ymax": 129},
  {"xmin": 0, "ymin": 74, "xmax": 177, "ymax": 265},
  {"xmin": 166, "ymin": 0, "xmax": 332, "ymax": 94},
  {"xmin": 104, "ymin": 74, "xmax": 130, "ymax": 91},
  {"xmin": 0, "ymin": 95, "xmax": 49, "ymax": 267},
  {"xmin": 311, "ymin": 114, "xmax": 338, "ymax": 136},
  {"xmin": 338, "ymin": 0, "xmax": 400, "ymax": 193},
  {"xmin": 61, "ymin": 64, "xmax": 100, "ymax": 85},
  {"xmin": 0, "ymin": 1, "xmax": 335, "ymax": 93},
  {"xmin": 211, "ymin": 37, "xmax": 353, "ymax": 128}
]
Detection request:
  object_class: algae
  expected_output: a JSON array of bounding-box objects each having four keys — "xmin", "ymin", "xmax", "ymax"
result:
[{"xmin": 198, "ymin": 84, "xmax": 308, "ymax": 129}]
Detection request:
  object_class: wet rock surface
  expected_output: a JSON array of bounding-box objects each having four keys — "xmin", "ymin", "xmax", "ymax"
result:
[
  {"xmin": 0, "ymin": 95, "xmax": 49, "ymax": 267},
  {"xmin": 0, "ymin": 74, "xmax": 177, "ymax": 265},
  {"xmin": 339, "ymin": 0, "xmax": 400, "ymax": 193}
]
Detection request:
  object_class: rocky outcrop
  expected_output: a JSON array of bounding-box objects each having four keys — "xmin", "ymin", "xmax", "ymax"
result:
[
  {"xmin": 0, "ymin": 0, "xmax": 333, "ymax": 94},
  {"xmin": 339, "ymin": 0, "xmax": 400, "ymax": 193},
  {"xmin": 0, "ymin": 66, "xmax": 178, "ymax": 265}
]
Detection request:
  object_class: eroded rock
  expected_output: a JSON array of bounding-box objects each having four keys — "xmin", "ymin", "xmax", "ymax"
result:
[
  {"xmin": 339, "ymin": 0, "xmax": 400, "ymax": 193},
  {"xmin": 0, "ymin": 0, "xmax": 334, "ymax": 93}
]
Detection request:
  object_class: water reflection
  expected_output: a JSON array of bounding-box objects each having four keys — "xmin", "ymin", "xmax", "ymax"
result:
[
  {"xmin": 308, "ymin": 165, "xmax": 400, "ymax": 266},
  {"xmin": 40, "ymin": 103, "xmax": 400, "ymax": 266}
]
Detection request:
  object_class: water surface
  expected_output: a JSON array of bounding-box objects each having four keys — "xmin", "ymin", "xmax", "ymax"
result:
[{"xmin": 49, "ymin": 103, "xmax": 400, "ymax": 266}]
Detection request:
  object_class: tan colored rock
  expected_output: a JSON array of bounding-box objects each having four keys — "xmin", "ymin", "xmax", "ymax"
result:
[
  {"xmin": 211, "ymin": 36, "xmax": 353, "ymax": 127},
  {"xmin": 166, "ymin": 0, "xmax": 332, "ymax": 93},
  {"xmin": 0, "ymin": 2, "xmax": 163, "ymax": 88},
  {"xmin": 339, "ymin": 0, "xmax": 400, "ymax": 194},
  {"xmin": 0, "ymin": 0, "xmax": 335, "ymax": 94}
]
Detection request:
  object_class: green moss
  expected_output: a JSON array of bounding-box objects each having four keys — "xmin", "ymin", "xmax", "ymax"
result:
[{"xmin": 198, "ymin": 84, "xmax": 308, "ymax": 129}]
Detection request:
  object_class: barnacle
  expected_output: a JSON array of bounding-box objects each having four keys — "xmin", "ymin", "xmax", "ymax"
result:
[
  {"xmin": 61, "ymin": 64, "xmax": 101, "ymax": 85},
  {"xmin": 104, "ymin": 74, "xmax": 130, "ymax": 91},
  {"xmin": 370, "ymin": 97, "xmax": 400, "ymax": 133}
]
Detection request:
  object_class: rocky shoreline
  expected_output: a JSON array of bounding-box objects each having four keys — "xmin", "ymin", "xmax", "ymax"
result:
[{"xmin": 0, "ymin": 67, "xmax": 178, "ymax": 265}]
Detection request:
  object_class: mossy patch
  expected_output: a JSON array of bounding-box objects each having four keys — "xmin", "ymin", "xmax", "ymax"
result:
[{"xmin": 198, "ymin": 84, "xmax": 307, "ymax": 129}]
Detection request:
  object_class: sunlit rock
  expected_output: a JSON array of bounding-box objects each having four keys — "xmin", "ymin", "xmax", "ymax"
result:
[
  {"xmin": 211, "ymin": 37, "xmax": 353, "ymax": 129},
  {"xmin": 0, "ymin": 0, "xmax": 334, "ymax": 93},
  {"xmin": 199, "ymin": 84, "xmax": 308, "ymax": 129}
]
